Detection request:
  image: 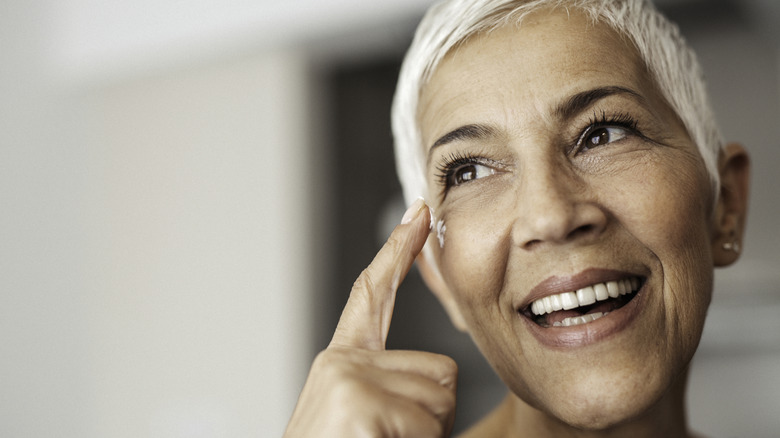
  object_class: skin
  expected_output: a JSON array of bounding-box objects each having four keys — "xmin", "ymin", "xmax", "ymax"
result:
[
  {"xmin": 285, "ymin": 200, "xmax": 458, "ymax": 437},
  {"xmin": 417, "ymin": 8, "xmax": 749, "ymax": 437},
  {"xmin": 285, "ymin": 7, "xmax": 750, "ymax": 438}
]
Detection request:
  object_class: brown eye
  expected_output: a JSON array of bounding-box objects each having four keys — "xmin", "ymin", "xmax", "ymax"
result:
[
  {"xmin": 456, "ymin": 166, "xmax": 476, "ymax": 182},
  {"xmin": 582, "ymin": 126, "xmax": 629, "ymax": 150},
  {"xmin": 447, "ymin": 163, "xmax": 496, "ymax": 187}
]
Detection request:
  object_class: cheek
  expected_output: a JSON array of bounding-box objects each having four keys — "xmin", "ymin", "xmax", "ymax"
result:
[
  {"xmin": 433, "ymin": 208, "xmax": 531, "ymax": 377},
  {"xmin": 635, "ymin": 161, "xmax": 713, "ymax": 267},
  {"xmin": 608, "ymin": 155, "xmax": 715, "ymax": 352},
  {"xmin": 596, "ymin": 149, "xmax": 713, "ymax": 261},
  {"xmin": 435, "ymin": 209, "xmax": 512, "ymax": 311}
]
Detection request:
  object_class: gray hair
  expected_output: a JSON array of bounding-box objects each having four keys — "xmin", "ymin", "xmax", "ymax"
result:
[{"xmin": 391, "ymin": 0, "xmax": 723, "ymax": 205}]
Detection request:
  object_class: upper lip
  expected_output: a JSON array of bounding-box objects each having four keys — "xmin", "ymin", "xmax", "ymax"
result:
[{"xmin": 517, "ymin": 267, "xmax": 646, "ymax": 312}]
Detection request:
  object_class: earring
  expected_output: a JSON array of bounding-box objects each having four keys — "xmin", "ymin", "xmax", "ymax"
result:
[{"xmin": 722, "ymin": 240, "xmax": 740, "ymax": 253}]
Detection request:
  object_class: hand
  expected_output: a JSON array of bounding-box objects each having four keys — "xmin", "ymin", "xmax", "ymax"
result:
[{"xmin": 284, "ymin": 199, "xmax": 458, "ymax": 437}]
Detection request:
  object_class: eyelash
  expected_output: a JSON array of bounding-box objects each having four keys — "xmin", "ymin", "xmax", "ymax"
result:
[
  {"xmin": 588, "ymin": 110, "xmax": 637, "ymax": 129},
  {"xmin": 434, "ymin": 111, "xmax": 641, "ymax": 195},
  {"xmin": 434, "ymin": 151, "xmax": 498, "ymax": 193},
  {"xmin": 574, "ymin": 111, "xmax": 639, "ymax": 152}
]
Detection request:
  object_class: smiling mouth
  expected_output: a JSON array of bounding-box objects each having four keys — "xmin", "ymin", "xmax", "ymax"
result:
[{"xmin": 522, "ymin": 277, "xmax": 645, "ymax": 328}]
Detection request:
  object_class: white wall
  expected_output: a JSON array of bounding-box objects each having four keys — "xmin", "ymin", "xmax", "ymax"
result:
[
  {"xmin": 2, "ymin": 2, "xmax": 91, "ymax": 436},
  {"xmin": 77, "ymin": 52, "xmax": 314, "ymax": 437},
  {"xmin": 46, "ymin": 0, "xmax": 437, "ymax": 85},
  {"xmin": 2, "ymin": 2, "xmax": 316, "ymax": 436}
]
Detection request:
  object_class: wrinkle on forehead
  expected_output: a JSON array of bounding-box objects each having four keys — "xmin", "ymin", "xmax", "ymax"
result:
[{"xmin": 416, "ymin": 9, "xmax": 653, "ymax": 155}]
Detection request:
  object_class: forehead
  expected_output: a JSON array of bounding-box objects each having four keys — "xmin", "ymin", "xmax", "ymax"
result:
[{"xmin": 418, "ymin": 8, "xmax": 653, "ymax": 147}]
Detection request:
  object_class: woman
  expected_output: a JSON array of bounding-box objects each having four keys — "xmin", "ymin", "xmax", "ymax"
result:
[{"xmin": 286, "ymin": 0, "xmax": 750, "ymax": 436}]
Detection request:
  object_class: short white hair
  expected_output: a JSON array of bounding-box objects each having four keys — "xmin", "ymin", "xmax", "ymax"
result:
[{"xmin": 391, "ymin": 0, "xmax": 723, "ymax": 205}]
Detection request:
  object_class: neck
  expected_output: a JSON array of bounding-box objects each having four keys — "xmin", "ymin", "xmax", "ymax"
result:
[{"xmin": 460, "ymin": 369, "xmax": 696, "ymax": 438}]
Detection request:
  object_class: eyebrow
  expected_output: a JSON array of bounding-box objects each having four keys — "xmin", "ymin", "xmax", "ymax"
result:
[
  {"xmin": 555, "ymin": 85, "xmax": 644, "ymax": 121},
  {"xmin": 427, "ymin": 124, "xmax": 497, "ymax": 163},
  {"xmin": 426, "ymin": 85, "xmax": 645, "ymax": 163},
  {"xmin": 431, "ymin": 123, "xmax": 497, "ymax": 149}
]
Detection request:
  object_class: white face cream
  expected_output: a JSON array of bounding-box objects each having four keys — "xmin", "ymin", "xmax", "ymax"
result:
[{"xmin": 436, "ymin": 218, "xmax": 447, "ymax": 249}]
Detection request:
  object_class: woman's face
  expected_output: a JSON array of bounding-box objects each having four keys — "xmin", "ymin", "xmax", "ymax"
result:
[{"xmin": 418, "ymin": 10, "xmax": 717, "ymax": 427}]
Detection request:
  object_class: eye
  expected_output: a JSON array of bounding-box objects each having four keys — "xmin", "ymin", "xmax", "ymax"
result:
[
  {"xmin": 574, "ymin": 111, "xmax": 640, "ymax": 154},
  {"xmin": 447, "ymin": 163, "xmax": 496, "ymax": 187},
  {"xmin": 435, "ymin": 152, "xmax": 502, "ymax": 193},
  {"xmin": 580, "ymin": 125, "xmax": 630, "ymax": 150}
]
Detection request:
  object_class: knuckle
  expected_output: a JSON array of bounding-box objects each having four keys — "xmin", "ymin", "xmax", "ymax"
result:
[
  {"xmin": 312, "ymin": 352, "xmax": 374, "ymax": 401},
  {"xmin": 438, "ymin": 354, "xmax": 459, "ymax": 375},
  {"xmin": 432, "ymin": 354, "xmax": 459, "ymax": 388},
  {"xmin": 351, "ymin": 268, "xmax": 376, "ymax": 295},
  {"xmin": 312, "ymin": 348, "xmax": 340, "ymax": 369},
  {"xmin": 312, "ymin": 349, "xmax": 354, "ymax": 378},
  {"xmin": 427, "ymin": 380, "xmax": 457, "ymax": 419},
  {"xmin": 330, "ymin": 375, "xmax": 370, "ymax": 403},
  {"xmin": 439, "ymin": 388, "xmax": 457, "ymax": 413},
  {"xmin": 383, "ymin": 233, "xmax": 412, "ymax": 270},
  {"xmin": 384, "ymin": 232, "xmax": 405, "ymax": 255},
  {"xmin": 385, "ymin": 408, "xmax": 442, "ymax": 438}
]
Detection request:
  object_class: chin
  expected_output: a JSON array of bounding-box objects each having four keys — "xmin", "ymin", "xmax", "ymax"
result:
[
  {"xmin": 550, "ymin": 391, "xmax": 658, "ymax": 431},
  {"xmin": 520, "ymin": 362, "xmax": 686, "ymax": 433}
]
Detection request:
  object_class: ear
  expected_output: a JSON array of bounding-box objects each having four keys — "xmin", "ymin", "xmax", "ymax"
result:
[
  {"xmin": 712, "ymin": 142, "xmax": 750, "ymax": 267},
  {"xmin": 416, "ymin": 249, "xmax": 469, "ymax": 332}
]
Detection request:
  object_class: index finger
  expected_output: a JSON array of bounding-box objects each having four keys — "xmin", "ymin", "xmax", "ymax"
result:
[{"xmin": 330, "ymin": 198, "xmax": 432, "ymax": 350}]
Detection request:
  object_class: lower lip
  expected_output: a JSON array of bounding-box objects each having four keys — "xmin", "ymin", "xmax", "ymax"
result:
[{"xmin": 519, "ymin": 285, "xmax": 646, "ymax": 348}]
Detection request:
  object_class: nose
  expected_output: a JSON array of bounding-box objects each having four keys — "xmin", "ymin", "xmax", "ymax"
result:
[{"xmin": 512, "ymin": 159, "xmax": 607, "ymax": 250}]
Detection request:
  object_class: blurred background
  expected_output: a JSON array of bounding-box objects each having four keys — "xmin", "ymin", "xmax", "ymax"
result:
[{"xmin": 1, "ymin": 0, "xmax": 778, "ymax": 436}]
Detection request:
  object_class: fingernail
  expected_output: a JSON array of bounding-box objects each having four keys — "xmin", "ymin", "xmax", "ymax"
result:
[{"xmin": 401, "ymin": 197, "xmax": 426, "ymax": 224}]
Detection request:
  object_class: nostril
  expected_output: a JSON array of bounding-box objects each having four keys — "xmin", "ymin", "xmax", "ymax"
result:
[{"xmin": 568, "ymin": 224, "xmax": 595, "ymax": 240}]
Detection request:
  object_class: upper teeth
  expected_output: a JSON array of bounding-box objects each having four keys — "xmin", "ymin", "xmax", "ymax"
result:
[{"xmin": 530, "ymin": 278, "xmax": 640, "ymax": 316}]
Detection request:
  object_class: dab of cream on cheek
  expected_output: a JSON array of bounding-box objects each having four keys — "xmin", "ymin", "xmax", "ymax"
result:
[{"xmin": 436, "ymin": 218, "xmax": 447, "ymax": 249}]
